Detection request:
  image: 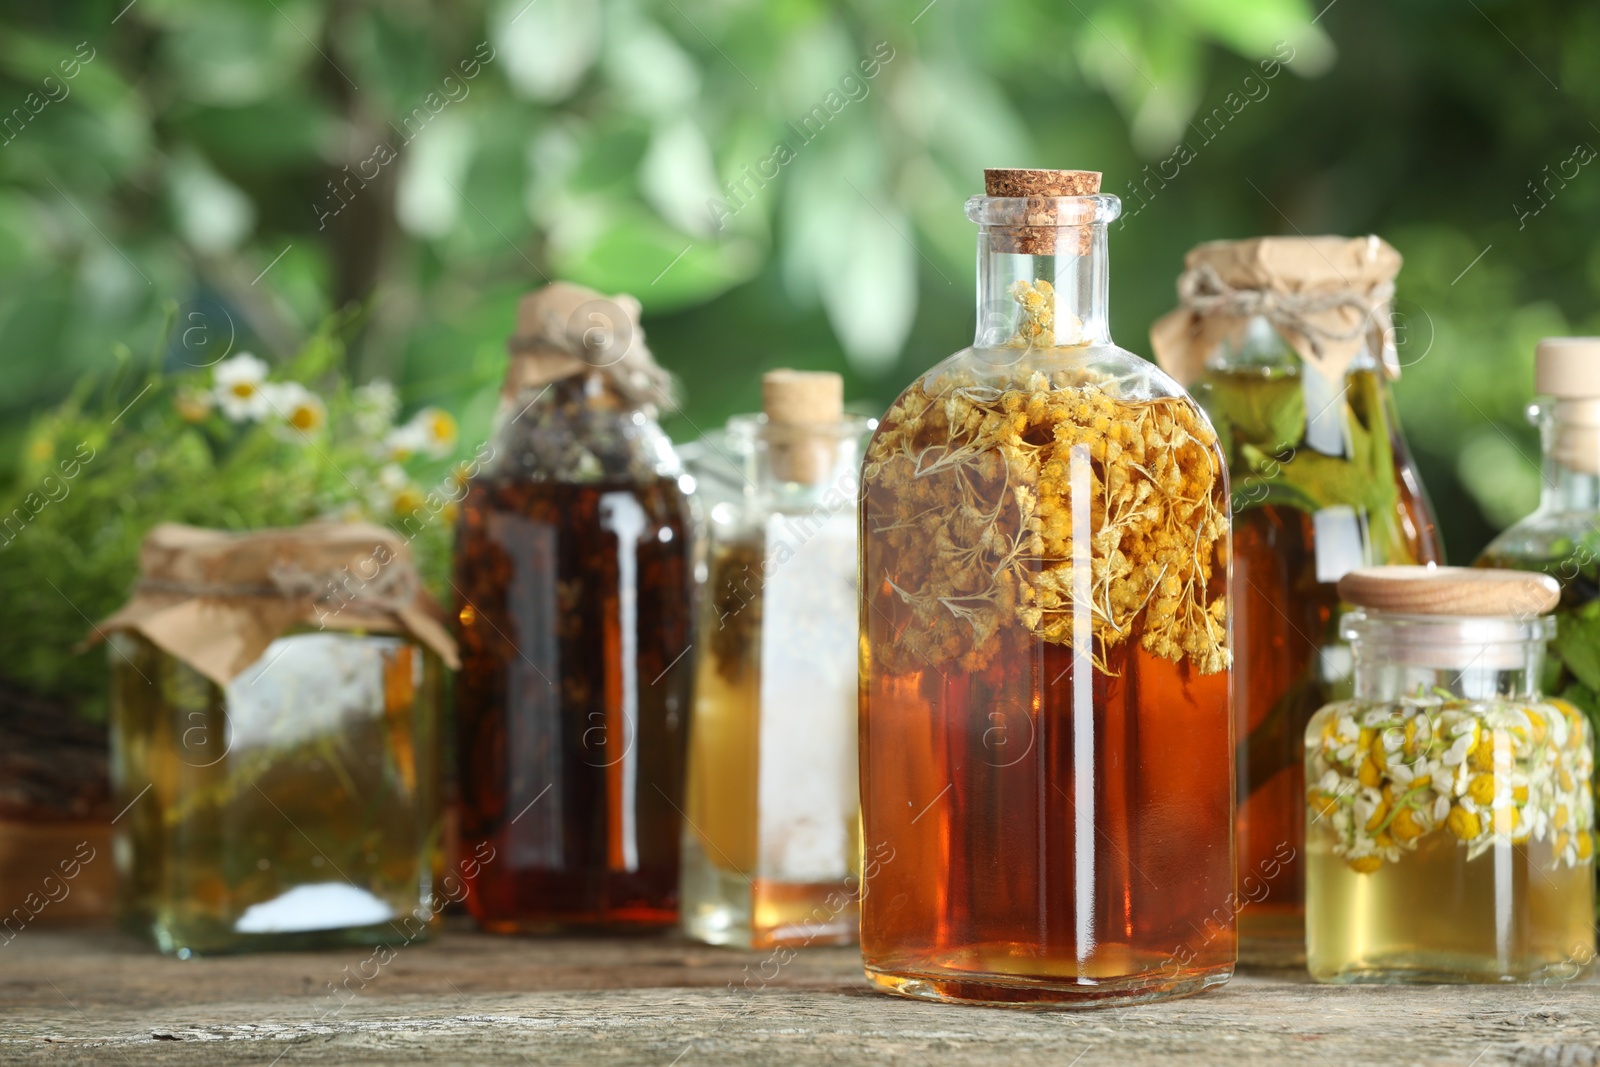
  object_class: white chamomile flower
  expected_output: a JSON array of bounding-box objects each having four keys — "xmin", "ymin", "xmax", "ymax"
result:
[
  {"xmin": 261, "ymin": 381, "xmax": 328, "ymax": 435},
  {"xmin": 213, "ymin": 353, "xmax": 270, "ymax": 421},
  {"xmin": 406, "ymin": 406, "xmax": 459, "ymax": 459},
  {"xmin": 372, "ymin": 462, "xmax": 425, "ymax": 518},
  {"xmin": 383, "ymin": 422, "xmax": 427, "ymax": 463}
]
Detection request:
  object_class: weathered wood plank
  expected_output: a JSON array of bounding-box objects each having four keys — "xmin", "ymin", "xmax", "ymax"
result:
[{"xmin": 0, "ymin": 923, "xmax": 1595, "ymax": 1066}]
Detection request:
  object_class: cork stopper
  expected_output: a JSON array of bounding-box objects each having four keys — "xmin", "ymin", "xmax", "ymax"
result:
[
  {"xmin": 1339, "ymin": 566, "xmax": 1559, "ymax": 618},
  {"xmin": 1536, "ymin": 337, "xmax": 1600, "ymax": 398},
  {"xmin": 762, "ymin": 370, "xmax": 843, "ymax": 485},
  {"xmin": 983, "ymin": 169, "xmax": 1102, "ymax": 198},
  {"xmin": 982, "ymin": 169, "xmax": 1103, "ymax": 255}
]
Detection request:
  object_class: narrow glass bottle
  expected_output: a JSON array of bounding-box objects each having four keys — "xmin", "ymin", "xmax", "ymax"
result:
[
  {"xmin": 1152, "ymin": 237, "xmax": 1444, "ymax": 962},
  {"xmin": 454, "ymin": 283, "xmax": 695, "ymax": 931},
  {"xmin": 681, "ymin": 370, "xmax": 869, "ymax": 949},
  {"xmin": 1477, "ymin": 336, "xmax": 1600, "ymax": 920},
  {"xmin": 1305, "ymin": 566, "xmax": 1594, "ymax": 982},
  {"xmin": 860, "ymin": 168, "xmax": 1235, "ymax": 1006}
]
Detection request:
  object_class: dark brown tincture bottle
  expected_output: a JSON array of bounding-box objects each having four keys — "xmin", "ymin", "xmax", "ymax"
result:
[{"xmin": 453, "ymin": 283, "xmax": 694, "ymax": 931}]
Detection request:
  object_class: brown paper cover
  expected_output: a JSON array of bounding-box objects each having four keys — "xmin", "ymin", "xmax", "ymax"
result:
[
  {"xmin": 94, "ymin": 522, "xmax": 459, "ymax": 686},
  {"xmin": 1149, "ymin": 235, "xmax": 1402, "ymax": 386},
  {"xmin": 503, "ymin": 281, "xmax": 673, "ymax": 407}
]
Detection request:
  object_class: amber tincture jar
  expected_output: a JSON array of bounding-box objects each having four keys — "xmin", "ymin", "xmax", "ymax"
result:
[
  {"xmin": 454, "ymin": 282, "xmax": 695, "ymax": 931},
  {"xmin": 860, "ymin": 169, "xmax": 1235, "ymax": 1006},
  {"xmin": 1152, "ymin": 237, "xmax": 1443, "ymax": 963},
  {"xmin": 1305, "ymin": 567, "xmax": 1594, "ymax": 982}
]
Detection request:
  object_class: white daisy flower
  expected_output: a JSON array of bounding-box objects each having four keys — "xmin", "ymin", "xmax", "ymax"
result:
[
  {"xmin": 383, "ymin": 422, "xmax": 427, "ymax": 463},
  {"xmin": 262, "ymin": 381, "xmax": 327, "ymax": 435},
  {"xmin": 406, "ymin": 406, "xmax": 459, "ymax": 459},
  {"xmin": 213, "ymin": 353, "xmax": 270, "ymax": 421}
]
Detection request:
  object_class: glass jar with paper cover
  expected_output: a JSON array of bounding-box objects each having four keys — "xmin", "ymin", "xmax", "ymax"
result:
[
  {"xmin": 1305, "ymin": 566, "xmax": 1593, "ymax": 983},
  {"xmin": 1477, "ymin": 336, "xmax": 1600, "ymax": 921},
  {"xmin": 453, "ymin": 283, "xmax": 696, "ymax": 932},
  {"xmin": 1150, "ymin": 236, "xmax": 1444, "ymax": 965},
  {"xmin": 99, "ymin": 522, "xmax": 455, "ymax": 956},
  {"xmin": 681, "ymin": 370, "xmax": 872, "ymax": 949},
  {"xmin": 859, "ymin": 169, "xmax": 1235, "ymax": 1006}
]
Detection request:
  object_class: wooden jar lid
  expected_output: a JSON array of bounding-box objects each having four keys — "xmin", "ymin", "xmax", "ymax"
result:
[{"xmin": 1338, "ymin": 566, "xmax": 1560, "ymax": 617}]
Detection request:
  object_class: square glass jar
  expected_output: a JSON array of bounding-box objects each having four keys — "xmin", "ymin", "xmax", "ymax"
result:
[{"xmin": 110, "ymin": 630, "xmax": 443, "ymax": 956}]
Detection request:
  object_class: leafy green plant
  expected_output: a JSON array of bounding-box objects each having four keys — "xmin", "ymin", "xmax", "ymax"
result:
[{"xmin": 0, "ymin": 315, "xmax": 466, "ymax": 721}]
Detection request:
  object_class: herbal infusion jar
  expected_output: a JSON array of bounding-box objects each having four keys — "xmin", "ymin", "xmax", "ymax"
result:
[
  {"xmin": 1305, "ymin": 567, "xmax": 1595, "ymax": 983},
  {"xmin": 859, "ymin": 168, "xmax": 1235, "ymax": 1006},
  {"xmin": 1152, "ymin": 236, "xmax": 1443, "ymax": 965},
  {"xmin": 100, "ymin": 522, "xmax": 456, "ymax": 956},
  {"xmin": 453, "ymin": 282, "xmax": 695, "ymax": 932}
]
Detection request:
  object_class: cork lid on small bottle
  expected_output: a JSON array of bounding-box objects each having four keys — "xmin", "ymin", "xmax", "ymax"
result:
[
  {"xmin": 981, "ymin": 169, "xmax": 1103, "ymax": 255},
  {"xmin": 762, "ymin": 369, "xmax": 843, "ymax": 485},
  {"xmin": 1338, "ymin": 566, "xmax": 1559, "ymax": 617},
  {"xmin": 1536, "ymin": 337, "xmax": 1600, "ymax": 398}
]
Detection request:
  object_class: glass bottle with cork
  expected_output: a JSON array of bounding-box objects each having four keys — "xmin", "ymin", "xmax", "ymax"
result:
[
  {"xmin": 101, "ymin": 522, "xmax": 455, "ymax": 956},
  {"xmin": 1305, "ymin": 566, "xmax": 1594, "ymax": 982},
  {"xmin": 1151, "ymin": 236, "xmax": 1444, "ymax": 963},
  {"xmin": 1477, "ymin": 336, "xmax": 1600, "ymax": 920},
  {"xmin": 859, "ymin": 168, "xmax": 1235, "ymax": 1006},
  {"xmin": 681, "ymin": 369, "xmax": 870, "ymax": 949},
  {"xmin": 453, "ymin": 282, "xmax": 696, "ymax": 932}
]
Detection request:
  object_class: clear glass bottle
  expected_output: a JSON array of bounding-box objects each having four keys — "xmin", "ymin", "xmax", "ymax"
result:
[
  {"xmin": 1477, "ymin": 336, "xmax": 1600, "ymax": 922},
  {"xmin": 859, "ymin": 169, "xmax": 1235, "ymax": 1006},
  {"xmin": 681, "ymin": 371, "xmax": 870, "ymax": 949},
  {"xmin": 453, "ymin": 284, "xmax": 695, "ymax": 931},
  {"xmin": 1159, "ymin": 239, "xmax": 1444, "ymax": 962},
  {"xmin": 1305, "ymin": 566, "xmax": 1594, "ymax": 982},
  {"xmin": 104, "ymin": 524, "xmax": 447, "ymax": 957}
]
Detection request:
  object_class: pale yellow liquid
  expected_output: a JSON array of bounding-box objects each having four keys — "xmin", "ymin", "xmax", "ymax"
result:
[{"xmin": 1307, "ymin": 831, "xmax": 1594, "ymax": 982}]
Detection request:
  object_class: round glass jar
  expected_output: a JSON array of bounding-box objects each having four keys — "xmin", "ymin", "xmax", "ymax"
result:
[{"xmin": 1304, "ymin": 566, "xmax": 1595, "ymax": 983}]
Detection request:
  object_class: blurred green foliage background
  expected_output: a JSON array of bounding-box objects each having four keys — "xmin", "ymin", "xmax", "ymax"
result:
[{"xmin": 2, "ymin": 0, "xmax": 1596, "ymax": 569}]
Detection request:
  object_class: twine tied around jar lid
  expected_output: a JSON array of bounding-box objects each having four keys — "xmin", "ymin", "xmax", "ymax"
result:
[
  {"xmin": 1150, "ymin": 235, "xmax": 1402, "ymax": 386},
  {"xmin": 91, "ymin": 522, "xmax": 460, "ymax": 686},
  {"xmin": 503, "ymin": 281, "xmax": 675, "ymax": 408}
]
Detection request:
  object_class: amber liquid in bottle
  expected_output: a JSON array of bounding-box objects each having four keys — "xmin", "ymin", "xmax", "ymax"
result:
[
  {"xmin": 454, "ymin": 477, "xmax": 694, "ymax": 930},
  {"xmin": 1222, "ymin": 368, "xmax": 1442, "ymax": 956},
  {"xmin": 860, "ymin": 631, "xmax": 1235, "ymax": 1002}
]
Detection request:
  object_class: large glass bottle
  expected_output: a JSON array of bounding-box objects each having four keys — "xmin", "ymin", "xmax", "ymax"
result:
[
  {"xmin": 1305, "ymin": 566, "xmax": 1594, "ymax": 982},
  {"xmin": 453, "ymin": 283, "xmax": 695, "ymax": 931},
  {"xmin": 1477, "ymin": 336, "xmax": 1600, "ymax": 921},
  {"xmin": 859, "ymin": 168, "xmax": 1235, "ymax": 1006},
  {"xmin": 681, "ymin": 370, "xmax": 869, "ymax": 949},
  {"xmin": 1152, "ymin": 237, "xmax": 1444, "ymax": 962}
]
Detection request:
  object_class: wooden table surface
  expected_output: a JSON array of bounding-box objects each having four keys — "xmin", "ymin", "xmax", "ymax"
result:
[{"xmin": 1, "ymin": 920, "xmax": 1596, "ymax": 1066}]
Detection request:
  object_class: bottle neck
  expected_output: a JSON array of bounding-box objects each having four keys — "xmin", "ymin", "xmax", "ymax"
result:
[
  {"xmin": 1538, "ymin": 400, "xmax": 1600, "ymax": 513},
  {"xmin": 964, "ymin": 193, "xmax": 1120, "ymax": 349},
  {"xmin": 1346, "ymin": 613, "xmax": 1551, "ymax": 703},
  {"xmin": 974, "ymin": 224, "xmax": 1111, "ymax": 348}
]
